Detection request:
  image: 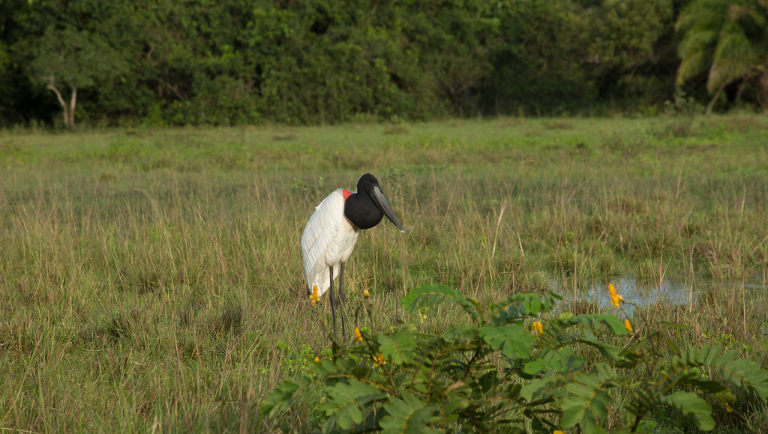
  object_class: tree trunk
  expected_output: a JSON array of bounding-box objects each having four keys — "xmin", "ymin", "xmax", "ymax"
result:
[
  {"xmin": 735, "ymin": 80, "xmax": 748, "ymax": 104},
  {"xmin": 706, "ymin": 84, "xmax": 725, "ymax": 115},
  {"xmin": 69, "ymin": 86, "xmax": 77, "ymax": 127},
  {"xmin": 47, "ymin": 83, "xmax": 70, "ymax": 126},
  {"xmin": 759, "ymin": 68, "xmax": 768, "ymax": 110}
]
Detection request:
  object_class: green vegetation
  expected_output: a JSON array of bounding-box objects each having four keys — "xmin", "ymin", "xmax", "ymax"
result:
[
  {"xmin": 1, "ymin": 115, "xmax": 768, "ymax": 432},
  {"xmin": 263, "ymin": 284, "xmax": 768, "ymax": 433},
  {"xmin": 2, "ymin": 0, "xmax": 767, "ymax": 127},
  {"xmin": 676, "ymin": 0, "xmax": 768, "ymax": 113}
]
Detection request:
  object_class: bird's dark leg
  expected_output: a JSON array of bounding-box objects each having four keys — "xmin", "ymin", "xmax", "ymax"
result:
[
  {"xmin": 339, "ymin": 262, "xmax": 347, "ymax": 341},
  {"xmin": 329, "ymin": 265, "xmax": 337, "ymax": 337}
]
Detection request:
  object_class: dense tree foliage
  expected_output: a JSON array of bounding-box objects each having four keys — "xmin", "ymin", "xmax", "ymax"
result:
[
  {"xmin": 0, "ymin": 0, "xmax": 764, "ymax": 127},
  {"xmin": 676, "ymin": 0, "xmax": 768, "ymax": 112}
]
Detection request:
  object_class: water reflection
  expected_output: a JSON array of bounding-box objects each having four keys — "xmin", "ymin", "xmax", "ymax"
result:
[
  {"xmin": 561, "ymin": 278, "xmax": 694, "ymax": 315},
  {"xmin": 560, "ymin": 278, "xmax": 767, "ymax": 315}
]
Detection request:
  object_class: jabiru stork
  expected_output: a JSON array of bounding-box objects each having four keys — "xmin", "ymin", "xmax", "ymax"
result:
[{"xmin": 301, "ymin": 173, "xmax": 405, "ymax": 340}]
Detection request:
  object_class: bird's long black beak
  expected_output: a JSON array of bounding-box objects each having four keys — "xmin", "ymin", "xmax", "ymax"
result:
[{"xmin": 371, "ymin": 185, "xmax": 405, "ymax": 233}]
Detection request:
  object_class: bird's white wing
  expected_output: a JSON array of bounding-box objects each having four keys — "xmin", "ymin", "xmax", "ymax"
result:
[{"xmin": 301, "ymin": 189, "xmax": 346, "ymax": 294}]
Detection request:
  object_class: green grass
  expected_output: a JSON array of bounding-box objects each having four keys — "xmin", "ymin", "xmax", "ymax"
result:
[{"xmin": 1, "ymin": 115, "xmax": 767, "ymax": 432}]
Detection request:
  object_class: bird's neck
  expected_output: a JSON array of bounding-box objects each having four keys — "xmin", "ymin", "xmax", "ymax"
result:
[{"xmin": 344, "ymin": 192, "xmax": 383, "ymax": 230}]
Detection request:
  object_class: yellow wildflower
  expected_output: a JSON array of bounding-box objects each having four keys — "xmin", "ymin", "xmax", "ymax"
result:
[
  {"xmin": 354, "ymin": 327, "xmax": 363, "ymax": 342},
  {"xmin": 309, "ymin": 285, "xmax": 320, "ymax": 305},
  {"xmin": 553, "ymin": 430, "xmax": 565, "ymax": 434},
  {"xmin": 532, "ymin": 321, "xmax": 543, "ymax": 335},
  {"xmin": 372, "ymin": 353, "xmax": 385, "ymax": 367},
  {"xmin": 609, "ymin": 283, "xmax": 624, "ymax": 307},
  {"xmin": 624, "ymin": 319, "xmax": 633, "ymax": 333},
  {"xmin": 726, "ymin": 404, "xmax": 733, "ymax": 413},
  {"xmin": 314, "ymin": 356, "xmax": 320, "ymax": 363},
  {"xmin": 363, "ymin": 290, "xmax": 371, "ymax": 298}
]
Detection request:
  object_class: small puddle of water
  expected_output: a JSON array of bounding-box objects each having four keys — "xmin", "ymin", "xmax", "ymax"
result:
[
  {"xmin": 559, "ymin": 278, "xmax": 694, "ymax": 315},
  {"xmin": 560, "ymin": 277, "xmax": 767, "ymax": 315}
]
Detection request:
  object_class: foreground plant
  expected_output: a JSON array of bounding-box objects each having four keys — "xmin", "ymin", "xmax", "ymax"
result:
[{"xmin": 261, "ymin": 284, "xmax": 768, "ymax": 433}]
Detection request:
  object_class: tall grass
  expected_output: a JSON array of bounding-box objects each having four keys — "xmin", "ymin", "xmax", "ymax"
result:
[{"xmin": 1, "ymin": 115, "xmax": 767, "ymax": 432}]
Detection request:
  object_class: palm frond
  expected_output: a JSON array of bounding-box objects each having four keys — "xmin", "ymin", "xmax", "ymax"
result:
[
  {"xmin": 676, "ymin": 0, "xmax": 730, "ymax": 32},
  {"xmin": 708, "ymin": 54, "xmax": 757, "ymax": 92},
  {"xmin": 676, "ymin": 0, "xmax": 768, "ymax": 91},
  {"xmin": 678, "ymin": 50, "xmax": 712, "ymax": 84},
  {"xmin": 729, "ymin": 4, "xmax": 767, "ymax": 27},
  {"xmin": 678, "ymin": 30, "xmax": 717, "ymax": 57},
  {"xmin": 713, "ymin": 25, "xmax": 755, "ymax": 61}
]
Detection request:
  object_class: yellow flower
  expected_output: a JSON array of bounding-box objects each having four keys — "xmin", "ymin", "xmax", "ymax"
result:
[
  {"xmin": 726, "ymin": 404, "xmax": 733, "ymax": 413},
  {"xmin": 354, "ymin": 327, "xmax": 363, "ymax": 342},
  {"xmin": 363, "ymin": 290, "xmax": 370, "ymax": 298},
  {"xmin": 624, "ymin": 319, "xmax": 633, "ymax": 333},
  {"xmin": 314, "ymin": 356, "xmax": 320, "ymax": 363},
  {"xmin": 532, "ymin": 321, "xmax": 543, "ymax": 335},
  {"xmin": 372, "ymin": 353, "xmax": 385, "ymax": 367},
  {"xmin": 309, "ymin": 285, "xmax": 320, "ymax": 305},
  {"xmin": 609, "ymin": 283, "xmax": 624, "ymax": 307},
  {"xmin": 553, "ymin": 430, "xmax": 565, "ymax": 434}
]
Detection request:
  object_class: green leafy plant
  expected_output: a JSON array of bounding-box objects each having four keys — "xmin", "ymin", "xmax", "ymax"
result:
[{"xmin": 261, "ymin": 284, "xmax": 768, "ymax": 432}]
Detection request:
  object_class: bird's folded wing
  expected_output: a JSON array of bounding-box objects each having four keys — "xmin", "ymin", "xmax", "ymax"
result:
[{"xmin": 301, "ymin": 189, "xmax": 345, "ymax": 291}]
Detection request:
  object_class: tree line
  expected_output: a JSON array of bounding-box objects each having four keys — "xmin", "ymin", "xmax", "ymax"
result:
[{"xmin": 0, "ymin": 0, "xmax": 766, "ymax": 127}]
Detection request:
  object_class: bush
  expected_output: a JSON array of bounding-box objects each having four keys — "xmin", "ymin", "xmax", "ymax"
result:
[{"xmin": 261, "ymin": 284, "xmax": 768, "ymax": 432}]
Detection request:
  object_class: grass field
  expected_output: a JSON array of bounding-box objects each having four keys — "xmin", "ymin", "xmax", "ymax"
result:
[{"xmin": 1, "ymin": 115, "xmax": 768, "ymax": 432}]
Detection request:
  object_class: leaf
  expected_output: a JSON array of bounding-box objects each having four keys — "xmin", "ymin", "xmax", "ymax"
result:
[
  {"xmin": 442, "ymin": 380, "xmax": 471, "ymax": 416},
  {"xmin": 521, "ymin": 377, "xmax": 561, "ymax": 401},
  {"xmin": 568, "ymin": 314, "xmax": 629, "ymax": 336},
  {"xmin": 687, "ymin": 377, "xmax": 731, "ymax": 398},
  {"xmin": 659, "ymin": 391, "xmax": 714, "ymax": 431},
  {"xmin": 581, "ymin": 412, "xmax": 607, "ymax": 434},
  {"xmin": 343, "ymin": 410, "xmax": 387, "ymax": 434},
  {"xmin": 320, "ymin": 379, "xmax": 386, "ymax": 432},
  {"xmin": 561, "ymin": 374, "xmax": 613, "ymax": 428},
  {"xmin": 311, "ymin": 358, "xmax": 344, "ymax": 376},
  {"xmin": 378, "ymin": 328, "xmax": 416, "ymax": 365},
  {"xmin": 719, "ymin": 358, "xmax": 768, "ymax": 398},
  {"xmin": 259, "ymin": 380, "xmax": 300, "ymax": 417},
  {"xmin": 594, "ymin": 362, "xmax": 617, "ymax": 381},
  {"xmin": 478, "ymin": 324, "xmax": 533, "ymax": 359},
  {"xmin": 491, "ymin": 293, "xmax": 556, "ymax": 325},
  {"xmin": 442, "ymin": 324, "xmax": 478, "ymax": 340},
  {"xmin": 574, "ymin": 339, "xmax": 623, "ymax": 362},
  {"xmin": 665, "ymin": 345, "xmax": 768, "ymax": 398},
  {"xmin": 520, "ymin": 294, "xmax": 542, "ymax": 315},
  {"xmin": 379, "ymin": 392, "xmax": 440, "ymax": 434},
  {"xmin": 402, "ymin": 284, "xmax": 480, "ymax": 321},
  {"xmin": 526, "ymin": 348, "xmax": 585, "ymax": 375},
  {"xmin": 402, "ymin": 284, "xmax": 455, "ymax": 310},
  {"xmin": 524, "ymin": 359, "xmax": 552, "ymax": 376}
]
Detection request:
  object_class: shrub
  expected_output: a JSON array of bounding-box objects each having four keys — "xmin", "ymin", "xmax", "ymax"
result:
[{"xmin": 261, "ymin": 284, "xmax": 768, "ymax": 432}]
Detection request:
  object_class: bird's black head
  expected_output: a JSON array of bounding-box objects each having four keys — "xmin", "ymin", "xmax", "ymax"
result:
[
  {"xmin": 345, "ymin": 173, "xmax": 405, "ymax": 232},
  {"xmin": 356, "ymin": 173, "xmax": 380, "ymax": 193}
]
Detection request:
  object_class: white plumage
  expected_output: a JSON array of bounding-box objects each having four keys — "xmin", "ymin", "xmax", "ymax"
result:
[{"xmin": 301, "ymin": 189, "xmax": 360, "ymax": 297}]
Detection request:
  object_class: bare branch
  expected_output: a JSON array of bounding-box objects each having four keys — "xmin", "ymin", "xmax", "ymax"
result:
[
  {"xmin": 69, "ymin": 86, "xmax": 77, "ymax": 126},
  {"xmin": 156, "ymin": 77, "xmax": 187, "ymax": 101},
  {"xmin": 45, "ymin": 76, "xmax": 70, "ymax": 126}
]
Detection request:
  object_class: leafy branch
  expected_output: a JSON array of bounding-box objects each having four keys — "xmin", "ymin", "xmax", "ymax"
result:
[{"xmin": 261, "ymin": 283, "xmax": 768, "ymax": 433}]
